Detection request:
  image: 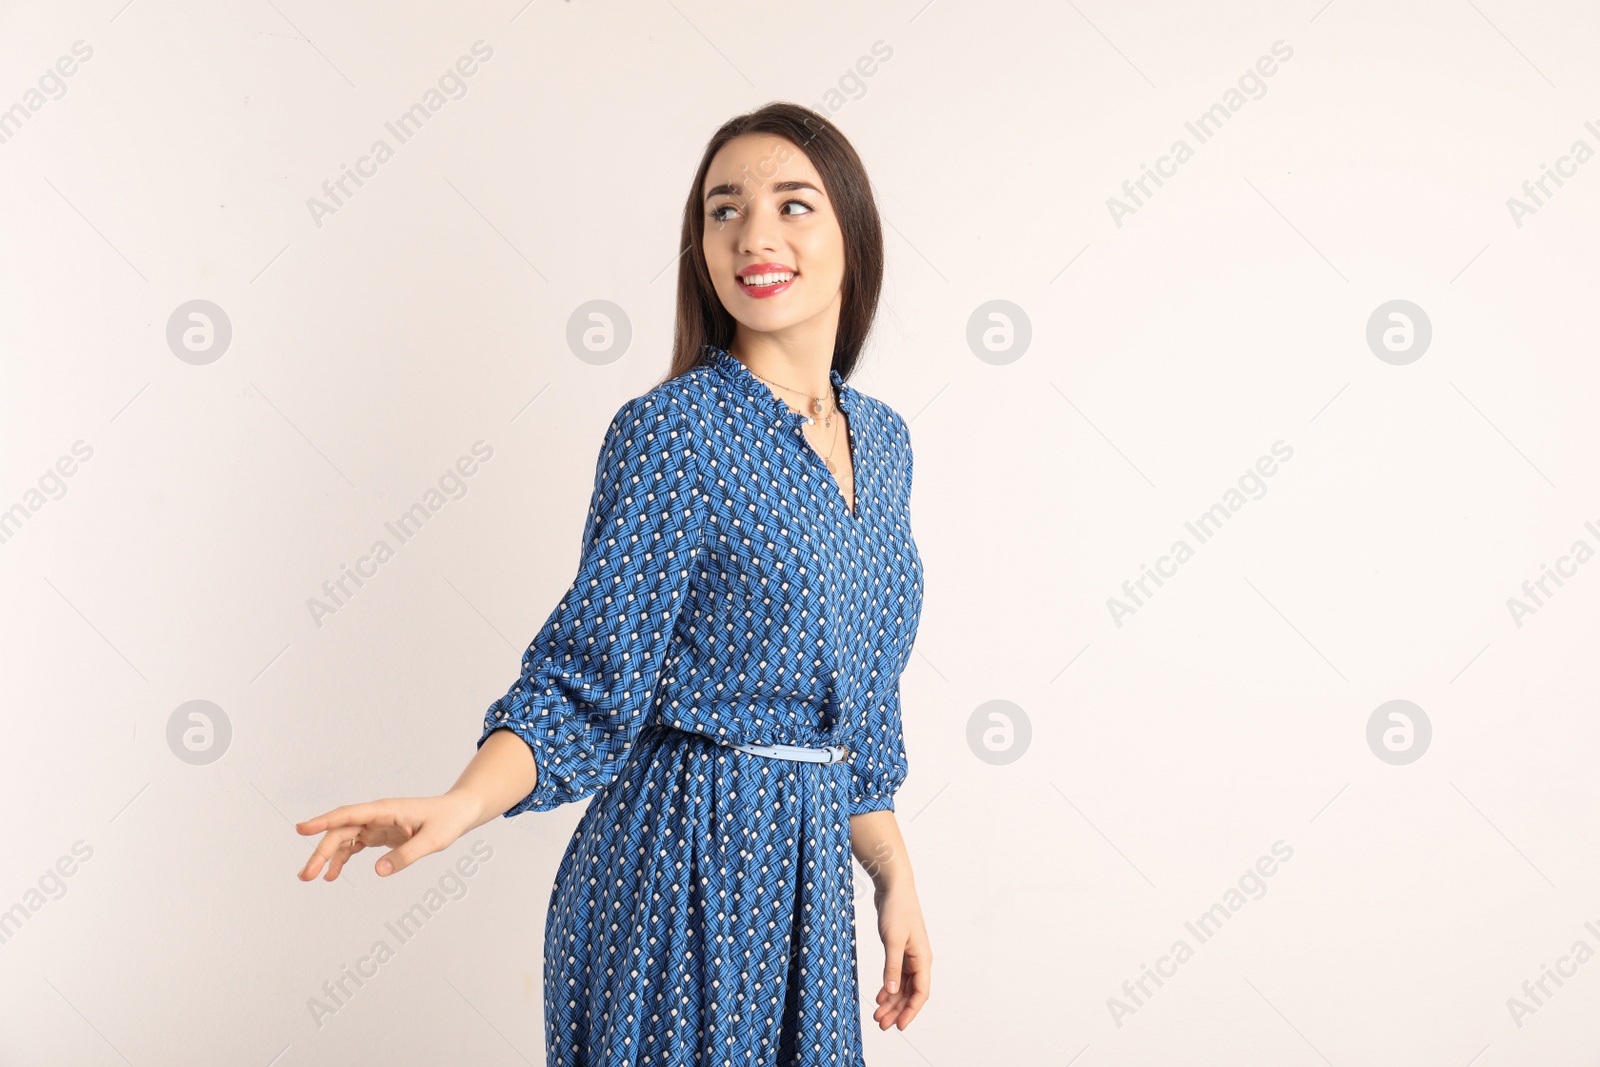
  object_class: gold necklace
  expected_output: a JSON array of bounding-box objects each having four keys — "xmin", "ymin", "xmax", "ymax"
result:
[
  {"xmin": 747, "ymin": 365, "xmax": 837, "ymax": 429},
  {"xmin": 746, "ymin": 361, "xmax": 853, "ymax": 497}
]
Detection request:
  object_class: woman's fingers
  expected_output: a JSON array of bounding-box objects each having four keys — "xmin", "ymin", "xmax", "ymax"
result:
[
  {"xmin": 297, "ymin": 803, "xmax": 393, "ymax": 881},
  {"xmin": 319, "ymin": 833, "xmax": 367, "ymax": 882},
  {"xmin": 374, "ymin": 827, "xmax": 442, "ymax": 877},
  {"xmin": 295, "ymin": 801, "xmax": 387, "ymax": 837},
  {"xmin": 872, "ymin": 930, "xmax": 909, "ymax": 1029},
  {"xmin": 872, "ymin": 926, "xmax": 932, "ymax": 1030},
  {"xmin": 873, "ymin": 985, "xmax": 909, "ymax": 1029},
  {"xmin": 297, "ymin": 798, "xmax": 449, "ymax": 881},
  {"xmin": 300, "ymin": 824, "xmax": 370, "ymax": 881},
  {"xmin": 896, "ymin": 935, "xmax": 932, "ymax": 1028},
  {"xmin": 896, "ymin": 953, "xmax": 931, "ymax": 1028},
  {"xmin": 882, "ymin": 934, "xmax": 905, "ymax": 997}
]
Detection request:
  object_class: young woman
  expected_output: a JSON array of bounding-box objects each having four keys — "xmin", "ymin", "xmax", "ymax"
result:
[{"xmin": 297, "ymin": 101, "xmax": 931, "ymax": 1065}]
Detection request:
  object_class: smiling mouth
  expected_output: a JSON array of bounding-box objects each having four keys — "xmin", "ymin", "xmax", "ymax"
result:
[{"xmin": 738, "ymin": 270, "xmax": 797, "ymax": 290}]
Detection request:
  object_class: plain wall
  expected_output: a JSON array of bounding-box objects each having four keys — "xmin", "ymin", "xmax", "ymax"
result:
[{"xmin": 3, "ymin": 1, "xmax": 1599, "ymax": 1064}]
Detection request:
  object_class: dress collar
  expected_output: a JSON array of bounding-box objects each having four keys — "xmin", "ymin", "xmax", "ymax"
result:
[{"xmin": 703, "ymin": 342, "xmax": 854, "ymax": 426}]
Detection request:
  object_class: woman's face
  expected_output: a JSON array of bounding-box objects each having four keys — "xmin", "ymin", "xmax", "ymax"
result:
[{"xmin": 701, "ymin": 134, "xmax": 845, "ymax": 342}]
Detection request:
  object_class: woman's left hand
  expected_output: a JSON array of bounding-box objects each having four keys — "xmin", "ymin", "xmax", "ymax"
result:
[{"xmin": 871, "ymin": 883, "xmax": 932, "ymax": 1030}]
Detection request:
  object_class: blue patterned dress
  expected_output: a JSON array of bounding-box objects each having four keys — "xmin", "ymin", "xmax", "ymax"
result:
[{"xmin": 478, "ymin": 342, "xmax": 924, "ymax": 1067}]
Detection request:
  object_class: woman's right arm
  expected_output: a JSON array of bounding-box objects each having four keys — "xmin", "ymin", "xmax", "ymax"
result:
[
  {"xmin": 296, "ymin": 729, "xmax": 539, "ymax": 881},
  {"xmin": 449, "ymin": 726, "xmax": 539, "ymax": 831},
  {"xmin": 298, "ymin": 391, "xmax": 706, "ymax": 882}
]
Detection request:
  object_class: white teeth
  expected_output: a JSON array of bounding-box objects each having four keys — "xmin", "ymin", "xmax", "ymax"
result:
[{"xmin": 740, "ymin": 272, "xmax": 794, "ymax": 287}]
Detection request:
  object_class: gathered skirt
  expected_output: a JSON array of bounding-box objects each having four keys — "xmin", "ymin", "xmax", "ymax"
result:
[{"xmin": 540, "ymin": 720, "xmax": 867, "ymax": 1067}]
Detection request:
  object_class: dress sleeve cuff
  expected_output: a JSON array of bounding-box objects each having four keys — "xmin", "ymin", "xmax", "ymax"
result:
[
  {"xmin": 478, "ymin": 722, "xmax": 558, "ymax": 817},
  {"xmin": 847, "ymin": 794, "xmax": 897, "ymax": 817}
]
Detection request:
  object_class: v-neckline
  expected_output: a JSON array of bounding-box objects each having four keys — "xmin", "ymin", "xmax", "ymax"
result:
[
  {"xmin": 707, "ymin": 343, "xmax": 864, "ymax": 524},
  {"xmin": 819, "ymin": 405, "xmax": 860, "ymax": 521}
]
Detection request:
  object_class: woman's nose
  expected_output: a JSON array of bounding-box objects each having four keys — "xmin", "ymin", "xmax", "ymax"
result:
[{"xmin": 740, "ymin": 209, "xmax": 780, "ymax": 254}]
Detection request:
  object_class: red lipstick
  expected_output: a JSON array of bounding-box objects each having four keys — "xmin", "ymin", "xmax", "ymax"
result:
[{"xmin": 736, "ymin": 262, "xmax": 798, "ymax": 299}]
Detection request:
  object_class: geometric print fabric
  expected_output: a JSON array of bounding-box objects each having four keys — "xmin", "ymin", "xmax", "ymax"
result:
[{"xmin": 478, "ymin": 341, "xmax": 925, "ymax": 1065}]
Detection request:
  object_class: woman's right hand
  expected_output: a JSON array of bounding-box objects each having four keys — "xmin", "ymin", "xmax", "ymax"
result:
[{"xmin": 295, "ymin": 792, "xmax": 478, "ymax": 882}]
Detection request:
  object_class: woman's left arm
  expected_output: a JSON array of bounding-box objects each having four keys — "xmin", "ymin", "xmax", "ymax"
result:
[{"xmin": 850, "ymin": 809, "xmax": 932, "ymax": 1030}]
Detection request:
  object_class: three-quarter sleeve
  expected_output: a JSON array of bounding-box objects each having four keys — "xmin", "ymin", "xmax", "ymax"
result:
[
  {"xmin": 846, "ymin": 684, "xmax": 909, "ymax": 816},
  {"xmin": 847, "ymin": 425, "xmax": 918, "ymax": 818},
  {"xmin": 478, "ymin": 393, "xmax": 707, "ymax": 816}
]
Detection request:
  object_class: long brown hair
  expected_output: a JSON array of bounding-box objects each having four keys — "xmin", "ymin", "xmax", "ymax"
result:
[{"xmin": 661, "ymin": 102, "xmax": 884, "ymax": 386}]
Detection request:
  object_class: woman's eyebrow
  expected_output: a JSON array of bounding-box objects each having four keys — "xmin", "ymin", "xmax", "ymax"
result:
[{"xmin": 704, "ymin": 180, "xmax": 824, "ymax": 202}]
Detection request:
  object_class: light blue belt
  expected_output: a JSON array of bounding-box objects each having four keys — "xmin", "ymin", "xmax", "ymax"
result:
[
  {"xmin": 662, "ymin": 722, "xmax": 850, "ymax": 764},
  {"xmin": 727, "ymin": 739, "xmax": 852, "ymax": 764}
]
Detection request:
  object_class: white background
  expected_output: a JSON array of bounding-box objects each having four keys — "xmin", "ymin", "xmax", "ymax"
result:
[{"xmin": 3, "ymin": 1, "xmax": 1599, "ymax": 1064}]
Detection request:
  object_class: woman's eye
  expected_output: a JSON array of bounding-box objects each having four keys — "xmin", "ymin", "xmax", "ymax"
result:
[{"xmin": 708, "ymin": 200, "xmax": 813, "ymax": 223}]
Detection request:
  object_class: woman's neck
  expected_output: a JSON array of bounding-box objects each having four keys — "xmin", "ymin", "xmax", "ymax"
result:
[{"xmin": 729, "ymin": 331, "xmax": 835, "ymax": 399}]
